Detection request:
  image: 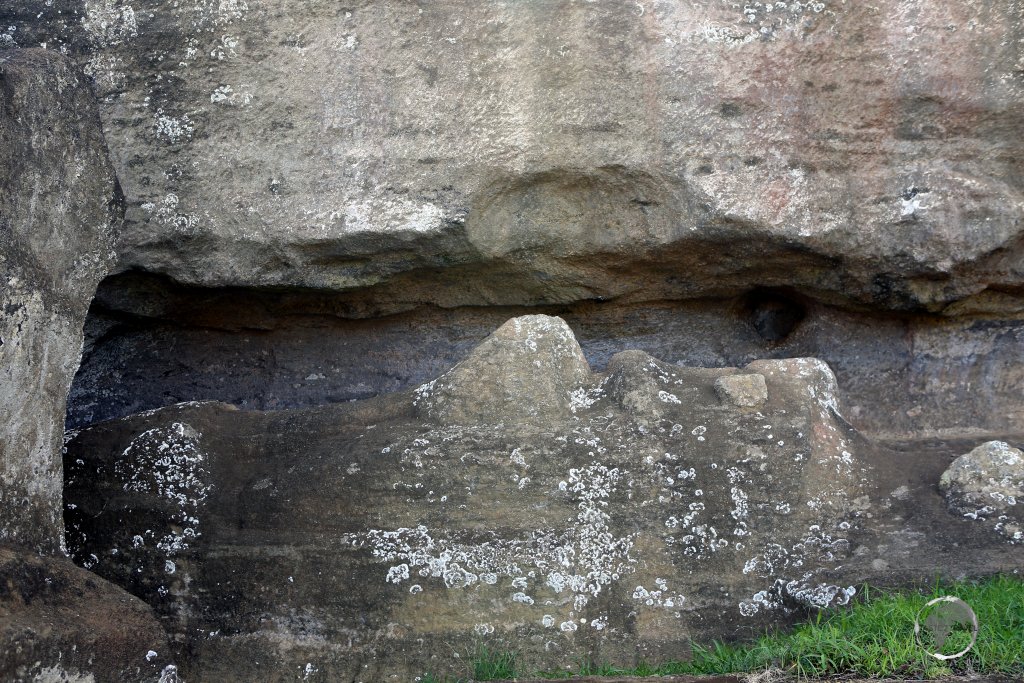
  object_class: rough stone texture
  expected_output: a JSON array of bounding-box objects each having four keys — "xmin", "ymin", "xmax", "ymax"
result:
[
  {"xmin": 714, "ymin": 374, "xmax": 768, "ymax": 409},
  {"xmin": 0, "ymin": 547, "xmax": 172, "ymax": 683},
  {"xmin": 940, "ymin": 440, "xmax": 1024, "ymax": 543},
  {"xmin": 0, "ymin": 1, "xmax": 1022, "ymax": 313},
  {"xmin": 414, "ymin": 315, "xmax": 592, "ymax": 426},
  {"xmin": 62, "ymin": 316, "xmax": 1024, "ymax": 681},
  {"xmin": 0, "ymin": 48, "xmax": 120, "ymax": 554}
]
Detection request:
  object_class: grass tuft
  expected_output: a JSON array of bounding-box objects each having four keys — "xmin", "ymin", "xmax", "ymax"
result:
[{"xmin": 425, "ymin": 574, "xmax": 1024, "ymax": 681}]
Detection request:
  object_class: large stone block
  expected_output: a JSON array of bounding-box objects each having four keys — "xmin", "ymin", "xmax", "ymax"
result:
[
  {"xmin": 0, "ymin": 2, "xmax": 1021, "ymax": 311},
  {"xmin": 0, "ymin": 48, "xmax": 119, "ymax": 553}
]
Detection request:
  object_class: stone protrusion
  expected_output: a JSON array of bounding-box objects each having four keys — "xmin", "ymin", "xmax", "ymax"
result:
[
  {"xmin": 940, "ymin": 441, "xmax": 1023, "ymax": 543},
  {"xmin": 414, "ymin": 315, "xmax": 592, "ymax": 426},
  {"xmin": 746, "ymin": 357, "xmax": 842, "ymax": 416},
  {"xmin": 714, "ymin": 373, "xmax": 768, "ymax": 408},
  {"xmin": 0, "ymin": 48, "xmax": 120, "ymax": 554}
]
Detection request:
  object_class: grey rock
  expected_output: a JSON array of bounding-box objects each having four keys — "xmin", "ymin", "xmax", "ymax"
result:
[
  {"xmin": 0, "ymin": 48, "xmax": 170, "ymax": 683},
  {"xmin": 65, "ymin": 274, "xmax": 1024, "ymax": 442},
  {"xmin": 714, "ymin": 374, "xmax": 768, "ymax": 409},
  {"xmin": 0, "ymin": 48, "xmax": 119, "ymax": 554},
  {"xmin": 0, "ymin": 546, "xmax": 171, "ymax": 683},
  {"xmin": 414, "ymin": 314, "xmax": 592, "ymax": 426},
  {"xmin": 940, "ymin": 441, "xmax": 1024, "ymax": 543},
  {"xmin": 0, "ymin": 1, "xmax": 1022, "ymax": 312},
  {"xmin": 746, "ymin": 357, "xmax": 844, "ymax": 417},
  {"xmin": 62, "ymin": 316, "xmax": 1023, "ymax": 681}
]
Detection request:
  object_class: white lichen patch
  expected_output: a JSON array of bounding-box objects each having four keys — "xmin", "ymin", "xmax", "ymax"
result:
[
  {"xmin": 695, "ymin": 0, "xmax": 834, "ymax": 46},
  {"xmin": 412, "ymin": 379, "xmax": 437, "ymax": 407},
  {"xmin": 115, "ymin": 422, "xmax": 211, "ymax": 556},
  {"xmin": 1, "ymin": 25, "xmax": 18, "ymax": 49},
  {"xmin": 210, "ymin": 33, "xmax": 240, "ymax": 60},
  {"xmin": 83, "ymin": 0, "xmax": 138, "ymax": 47},
  {"xmin": 658, "ymin": 390, "xmax": 682, "ymax": 405},
  {"xmin": 632, "ymin": 580, "xmax": 686, "ymax": 609},
  {"xmin": 210, "ymin": 84, "xmax": 254, "ymax": 106},
  {"xmin": 213, "ymin": 0, "xmax": 249, "ymax": 24},
  {"xmin": 740, "ymin": 574, "xmax": 854, "ymax": 616},
  {"xmin": 83, "ymin": 53, "xmax": 128, "ymax": 91},
  {"xmin": 343, "ymin": 463, "xmax": 636, "ymax": 618},
  {"xmin": 569, "ymin": 384, "xmax": 605, "ymax": 413},
  {"xmin": 941, "ymin": 441, "xmax": 1024, "ymax": 543},
  {"xmin": 141, "ymin": 193, "xmax": 202, "ymax": 233},
  {"xmin": 155, "ymin": 112, "xmax": 194, "ymax": 143}
]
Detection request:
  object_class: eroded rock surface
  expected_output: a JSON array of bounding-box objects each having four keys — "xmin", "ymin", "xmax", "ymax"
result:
[
  {"xmin": 63, "ymin": 316, "xmax": 1024, "ymax": 681},
  {"xmin": 0, "ymin": 48, "xmax": 173, "ymax": 683},
  {"xmin": 941, "ymin": 440, "xmax": 1024, "ymax": 543},
  {"xmin": 0, "ymin": 48, "xmax": 119, "ymax": 553},
  {"xmin": 0, "ymin": 547, "xmax": 171, "ymax": 683},
  {"xmin": 414, "ymin": 315, "xmax": 592, "ymax": 426},
  {"xmin": 67, "ymin": 274, "xmax": 1024, "ymax": 442},
  {"xmin": 0, "ymin": 1, "xmax": 1022, "ymax": 312}
]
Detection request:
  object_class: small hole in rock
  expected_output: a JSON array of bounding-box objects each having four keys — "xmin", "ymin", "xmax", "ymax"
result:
[{"xmin": 744, "ymin": 289, "xmax": 807, "ymax": 342}]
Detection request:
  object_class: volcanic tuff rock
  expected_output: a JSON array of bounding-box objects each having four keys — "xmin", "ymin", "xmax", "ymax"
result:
[
  {"xmin": 0, "ymin": 48, "xmax": 120, "ymax": 554},
  {"xmin": 0, "ymin": 1, "xmax": 1022, "ymax": 312},
  {"xmin": 0, "ymin": 46, "xmax": 173, "ymax": 683},
  {"xmin": 941, "ymin": 440, "xmax": 1024, "ymax": 543},
  {"xmin": 0, "ymin": 547, "xmax": 172, "ymax": 683},
  {"xmin": 63, "ymin": 316, "xmax": 1024, "ymax": 681},
  {"xmin": 414, "ymin": 315, "xmax": 592, "ymax": 426}
]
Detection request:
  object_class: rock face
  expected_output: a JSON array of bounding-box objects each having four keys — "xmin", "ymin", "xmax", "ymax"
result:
[
  {"xmin": 0, "ymin": 1, "xmax": 1022, "ymax": 312},
  {"xmin": 0, "ymin": 48, "xmax": 172, "ymax": 683},
  {"xmin": 0, "ymin": 547, "xmax": 172, "ymax": 683},
  {"xmin": 415, "ymin": 315, "xmax": 592, "ymax": 426},
  {"xmin": 1, "ymin": 3, "xmax": 1023, "ymax": 679},
  {"xmin": 0, "ymin": 48, "xmax": 119, "ymax": 554},
  {"xmin": 940, "ymin": 440, "xmax": 1024, "ymax": 543},
  {"xmin": 63, "ymin": 316, "xmax": 1024, "ymax": 681}
]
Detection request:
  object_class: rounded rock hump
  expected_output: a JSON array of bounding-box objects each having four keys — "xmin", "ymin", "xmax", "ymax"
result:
[
  {"xmin": 414, "ymin": 315, "xmax": 592, "ymax": 426},
  {"xmin": 940, "ymin": 441, "xmax": 1024, "ymax": 543}
]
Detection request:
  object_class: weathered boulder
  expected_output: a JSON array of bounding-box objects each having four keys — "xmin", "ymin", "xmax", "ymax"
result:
[
  {"xmin": 714, "ymin": 374, "xmax": 768, "ymax": 409},
  {"xmin": 0, "ymin": 48, "xmax": 174, "ymax": 683},
  {"xmin": 940, "ymin": 440, "xmax": 1024, "ymax": 543},
  {"xmin": 0, "ymin": 48, "xmax": 119, "ymax": 554},
  {"xmin": 62, "ymin": 316, "xmax": 1024, "ymax": 681},
  {"xmin": 0, "ymin": 1, "xmax": 1022, "ymax": 312},
  {"xmin": 0, "ymin": 547, "xmax": 172, "ymax": 683}
]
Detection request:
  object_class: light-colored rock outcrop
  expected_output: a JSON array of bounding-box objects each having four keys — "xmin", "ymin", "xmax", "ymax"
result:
[
  {"xmin": 0, "ymin": 48, "xmax": 119, "ymax": 553},
  {"xmin": 414, "ymin": 314, "xmax": 592, "ymax": 425},
  {"xmin": 0, "ymin": 49, "xmax": 172, "ymax": 683},
  {"xmin": 941, "ymin": 440, "xmax": 1024, "ymax": 543},
  {"xmin": 0, "ymin": 1, "xmax": 1021, "ymax": 312}
]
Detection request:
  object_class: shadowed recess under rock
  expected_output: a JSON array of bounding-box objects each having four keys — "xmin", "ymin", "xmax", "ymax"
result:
[{"xmin": 69, "ymin": 271, "xmax": 1024, "ymax": 442}]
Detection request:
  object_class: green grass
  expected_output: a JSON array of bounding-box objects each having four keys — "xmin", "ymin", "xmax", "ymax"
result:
[
  {"xmin": 423, "ymin": 574, "xmax": 1024, "ymax": 681},
  {"xmin": 421, "ymin": 645, "xmax": 517, "ymax": 683}
]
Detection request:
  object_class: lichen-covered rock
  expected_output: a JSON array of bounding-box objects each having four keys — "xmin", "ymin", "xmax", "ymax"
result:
[
  {"xmin": 1, "ymin": 1, "xmax": 1022, "ymax": 312},
  {"xmin": 940, "ymin": 441, "xmax": 1024, "ymax": 543},
  {"xmin": 61, "ymin": 316, "xmax": 1024, "ymax": 681},
  {"xmin": 0, "ymin": 48, "xmax": 119, "ymax": 553}
]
